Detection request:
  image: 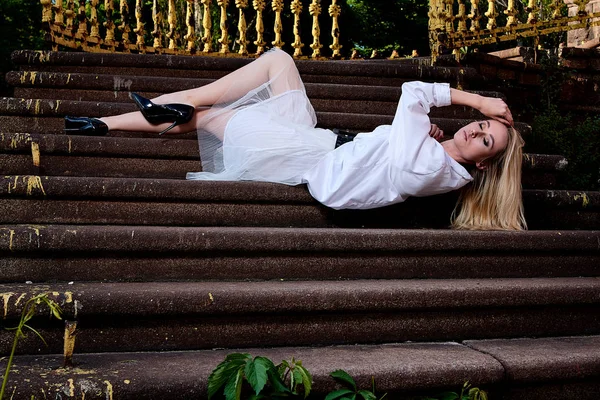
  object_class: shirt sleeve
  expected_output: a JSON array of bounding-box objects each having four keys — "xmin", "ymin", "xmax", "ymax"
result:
[{"xmin": 389, "ymin": 81, "xmax": 451, "ymax": 174}]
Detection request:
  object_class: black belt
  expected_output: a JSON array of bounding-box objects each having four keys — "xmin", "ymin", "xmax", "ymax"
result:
[{"xmin": 334, "ymin": 128, "xmax": 357, "ymax": 149}]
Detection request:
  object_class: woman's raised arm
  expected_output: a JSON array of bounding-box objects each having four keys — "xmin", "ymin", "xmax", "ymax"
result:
[{"xmin": 450, "ymin": 88, "xmax": 514, "ymax": 126}]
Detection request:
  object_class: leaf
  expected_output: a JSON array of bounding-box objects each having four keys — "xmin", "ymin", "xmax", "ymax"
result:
[
  {"xmin": 330, "ymin": 370, "xmax": 357, "ymax": 391},
  {"xmin": 208, "ymin": 357, "xmax": 248, "ymax": 399},
  {"xmin": 324, "ymin": 389, "xmax": 355, "ymax": 400},
  {"xmin": 292, "ymin": 369, "xmax": 303, "ymax": 392},
  {"xmin": 358, "ymin": 390, "xmax": 377, "ymax": 400},
  {"xmin": 267, "ymin": 367, "xmax": 291, "ymax": 394},
  {"xmin": 297, "ymin": 365, "xmax": 313, "ymax": 398},
  {"xmin": 225, "ymin": 353, "xmax": 252, "ymax": 362},
  {"xmin": 437, "ymin": 392, "xmax": 459, "ymax": 400},
  {"xmin": 245, "ymin": 357, "xmax": 269, "ymax": 395},
  {"xmin": 224, "ymin": 367, "xmax": 244, "ymax": 400},
  {"xmin": 23, "ymin": 324, "xmax": 47, "ymax": 347}
]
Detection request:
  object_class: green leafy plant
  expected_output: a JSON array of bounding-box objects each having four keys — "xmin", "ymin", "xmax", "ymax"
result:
[
  {"xmin": 421, "ymin": 381, "xmax": 488, "ymax": 400},
  {"xmin": 325, "ymin": 369, "xmax": 386, "ymax": 400},
  {"xmin": 1, "ymin": 293, "xmax": 63, "ymax": 400},
  {"xmin": 208, "ymin": 353, "xmax": 312, "ymax": 400}
]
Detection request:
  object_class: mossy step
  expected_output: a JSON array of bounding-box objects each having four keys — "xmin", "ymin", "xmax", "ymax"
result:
[
  {"xmin": 0, "ymin": 97, "xmax": 533, "ymax": 136},
  {"xmin": 11, "ymin": 49, "xmax": 482, "ymax": 88},
  {"xmin": 0, "ymin": 176, "xmax": 595, "ymax": 229},
  {"xmin": 1, "ymin": 279, "xmax": 599, "ymax": 354},
  {"xmin": 0, "ymin": 225, "xmax": 598, "ymax": 282},
  {"xmin": 2, "ymin": 337, "xmax": 599, "ymax": 399}
]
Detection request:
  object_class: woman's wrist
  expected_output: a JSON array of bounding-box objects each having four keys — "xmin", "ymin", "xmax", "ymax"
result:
[{"xmin": 450, "ymin": 88, "xmax": 483, "ymax": 111}]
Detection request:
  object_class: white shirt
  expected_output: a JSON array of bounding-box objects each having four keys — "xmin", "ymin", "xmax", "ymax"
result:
[{"xmin": 301, "ymin": 81, "xmax": 473, "ymax": 210}]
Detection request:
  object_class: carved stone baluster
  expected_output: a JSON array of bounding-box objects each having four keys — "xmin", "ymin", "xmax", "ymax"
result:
[
  {"xmin": 167, "ymin": 0, "xmax": 179, "ymax": 49},
  {"xmin": 469, "ymin": 0, "xmax": 481, "ymax": 32},
  {"xmin": 457, "ymin": 0, "xmax": 467, "ymax": 32},
  {"xmin": 253, "ymin": 0, "xmax": 267, "ymax": 55},
  {"xmin": 65, "ymin": 0, "xmax": 75, "ymax": 31},
  {"xmin": 290, "ymin": 0, "xmax": 304, "ymax": 57},
  {"xmin": 151, "ymin": 0, "xmax": 162, "ymax": 49},
  {"xmin": 217, "ymin": 0, "xmax": 231, "ymax": 53},
  {"xmin": 485, "ymin": 0, "xmax": 498, "ymax": 30},
  {"xmin": 41, "ymin": 0, "xmax": 53, "ymax": 24},
  {"xmin": 329, "ymin": 0, "xmax": 342, "ymax": 57},
  {"xmin": 54, "ymin": 0, "xmax": 65, "ymax": 26},
  {"xmin": 526, "ymin": 0, "xmax": 538, "ymax": 24},
  {"xmin": 444, "ymin": 0, "xmax": 454, "ymax": 33},
  {"xmin": 201, "ymin": 0, "xmax": 213, "ymax": 52},
  {"xmin": 104, "ymin": 0, "xmax": 116, "ymax": 45},
  {"xmin": 134, "ymin": 0, "xmax": 146, "ymax": 48},
  {"xmin": 309, "ymin": 0, "xmax": 323, "ymax": 58},
  {"xmin": 120, "ymin": 0, "xmax": 132, "ymax": 47},
  {"xmin": 272, "ymin": 0, "xmax": 285, "ymax": 49},
  {"xmin": 235, "ymin": 0, "xmax": 249, "ymax": 55},
  {"xmin": 185, "ymin": 0, "xmax": 196, "ymax": 52},
  {"xmin": 90, "ymin": 0, "xmax": 101, "ymax": 40},
  {"xmin": 504, "ymin": 0, "xmax": 518, "ymax": 27},
  {"xmin": 550, "ymin": 0, "xmax": 563, "ymax": 19},
  {"xmin": 76, "ymin": 0, "xmax": 88, "ymax": 39}
]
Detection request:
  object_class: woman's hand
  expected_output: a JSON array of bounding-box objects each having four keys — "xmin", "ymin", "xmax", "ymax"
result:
[
  {"xmin": 429, "ymin": 123, "xmax": 444, "ymax": 141},
  {"xmin": 478, "ymin": 97, "xmax": 514, "ymax": 127}
]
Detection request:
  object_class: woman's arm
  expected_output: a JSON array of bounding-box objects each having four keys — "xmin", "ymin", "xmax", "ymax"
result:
[{"xmin": 450, "ymin": 88, "xmax": 514, "ymax": 126}]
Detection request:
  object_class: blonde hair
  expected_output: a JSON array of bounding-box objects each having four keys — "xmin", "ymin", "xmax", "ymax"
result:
[{"xmin": 451, "ymin": 126, "xmax": 527, "ymax": 230}]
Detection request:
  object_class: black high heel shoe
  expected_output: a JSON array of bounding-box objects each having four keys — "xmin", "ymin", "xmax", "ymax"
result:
[
  {"xmin": 64, "ymin": 116, "xmax": 109, "ymax": 136},
  {"xmin": 130, "ymin": 93, "xmax": 195, "ymax": 135}
]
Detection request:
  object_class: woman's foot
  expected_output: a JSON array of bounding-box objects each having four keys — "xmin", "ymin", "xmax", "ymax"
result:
[
  {"xmin": 64, "ymin": 116, "xmax": 109, "ymax": 136},
  {"xmin": 130, "ymin": 93, "xmax": 195, "ymax": 135}
]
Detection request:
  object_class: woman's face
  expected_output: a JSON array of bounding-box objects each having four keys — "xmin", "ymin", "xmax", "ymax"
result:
[{"xmin": 454, "ymin": 120, "xmax": 509, "ymax": 169}]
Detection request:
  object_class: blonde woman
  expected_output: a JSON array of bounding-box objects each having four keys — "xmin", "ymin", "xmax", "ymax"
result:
[{"xmin": 65, "ymin": 49, "xmax": 526, "ymax": 230}]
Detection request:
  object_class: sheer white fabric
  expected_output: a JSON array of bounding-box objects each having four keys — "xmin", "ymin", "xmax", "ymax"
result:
[{"xmin": 186, "ymin": 49, "xmax": 336, "ymax": 185}]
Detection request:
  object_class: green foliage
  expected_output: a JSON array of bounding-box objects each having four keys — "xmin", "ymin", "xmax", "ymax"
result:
[
  {"xmin": 208, "ymin": 353, "xmax": 311, "ymax": 400},
  {"xmin": 325, "ymin": 370, "xmax": 383, "ymax": 400},
  {"xmin": 0, "ymin": 0, "xmax": 49, "ymax": 96},
  {"xmin": 1, "ymin": 293, "xmax": 63, "ymax": 400},
  {"xmin": 529, "ymin": 104, "xmax": 600, "ymax": 190},
  {"xmin": 419, "ymin": 382, "xmax": 488, "ymax": 400},
  {"xmin": 342, "ymin": 0, "xmax": 429, "ymax": 57}
]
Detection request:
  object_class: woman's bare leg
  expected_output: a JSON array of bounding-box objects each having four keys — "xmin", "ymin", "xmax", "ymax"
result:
[{"xmin": 97, "ymin": 50, "xmax": 298, "ymax": 133}]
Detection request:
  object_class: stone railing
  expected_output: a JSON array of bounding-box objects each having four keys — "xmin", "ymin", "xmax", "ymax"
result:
[
  {"xmin": 429, "ymin": 0, "xmax": 600, "ymax": 61},
  {"xmin": 40, "ymin": 0, "xmax": 343, "ymax": 58}
]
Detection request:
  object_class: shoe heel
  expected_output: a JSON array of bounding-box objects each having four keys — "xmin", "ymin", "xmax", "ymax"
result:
[{"xmin": 158, "ymin": 120, "xmax": 178, "ymax": 136}]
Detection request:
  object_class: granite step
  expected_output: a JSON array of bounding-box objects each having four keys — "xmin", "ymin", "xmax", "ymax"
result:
[
  {"xmin": 2, "ymin": 336, "xmax": 599, "ymax": 399},
  {"xmin": 5, "ymin": 71, "xmax": 503, "ymax": 102},
  {"xmin": 5, "ymin": 71, "xmax": 501, "ymax": 119},
  {"xmin": 0, "ymin": 342, "xmax": 504, "ymax": 399},
  {"xmin": 0, "ymin": 96, "xmax": 509, "ymax": 129},
  {"xmin": 1, "ymin": 225, "xmax": 598, "ymax": 282},
  {"xmin": 11, "ymin": 49, "xmax": 482, "ymax": 87},
  {"xmin": 0, "ymin": 97, "xmax": 534, "ymax": 138},
  {"xmin": 0, "ymin": 279, "xmax": 599, "ymax": 354},
  {"xmin": 0, "ymin": 132, "xmax": 563, "ymax": 187},
  {"xmin": 0, "ymin": 176, "xmax": 595, "ymax": 229}
]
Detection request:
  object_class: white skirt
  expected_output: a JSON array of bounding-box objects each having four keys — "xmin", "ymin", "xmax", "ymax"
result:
[{"xmin": 186, "ymin": 49, "xmax": 337, "ymax": 185}]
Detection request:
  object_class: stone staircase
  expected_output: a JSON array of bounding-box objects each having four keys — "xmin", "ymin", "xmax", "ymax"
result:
[{"xmin": 0, "ymin": 50, "xmax": 599, "ymax": 399}]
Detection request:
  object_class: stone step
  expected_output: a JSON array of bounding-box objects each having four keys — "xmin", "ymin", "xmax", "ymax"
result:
[
  {"xmin": 12, "ymin": 49, "xmax": 482, "ymax": 88},
  {"xmin": 6, "ymin": 71, "xmax": 504, "ymax": 102},
  {"xmin": 0, "ymin": 97, "xmax": 533, "ymax": 137},
  {"xmin": 0, "ymin": 96, "xmax": 512, "ymax": 132},
  {"xmin": 0, "ymin": 133, "xmax": 564, "ymax": 187},
  {"xmin": 1, "ymin": 279, "xmax": 599, "ymax": 355},
  {"xmin": 0, "ymin": 176, "xmax": 595, "ymax": 228},
  {"xmin": 2, "ymin": 336, "xmax": 599, "ymax": 399},
  {"xmin": 1, "ymin": 225, "xmax": 598, "ymax": 282}
]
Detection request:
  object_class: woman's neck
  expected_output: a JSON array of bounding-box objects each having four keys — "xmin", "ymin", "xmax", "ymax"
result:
[{"xmin": 441, "ymin": 139, "xmax": 469, "ymax": 164}]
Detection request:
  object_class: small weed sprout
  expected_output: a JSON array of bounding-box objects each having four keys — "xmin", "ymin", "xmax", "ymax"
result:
[{"xmin": 1, "ymin": 293, "xmax": 63, "ymax": 400}]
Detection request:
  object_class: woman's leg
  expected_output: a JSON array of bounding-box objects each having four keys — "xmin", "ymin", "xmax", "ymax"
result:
[{"xmin": 98, "ymin": 50, "xmax": 300, "ymax": 133}]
